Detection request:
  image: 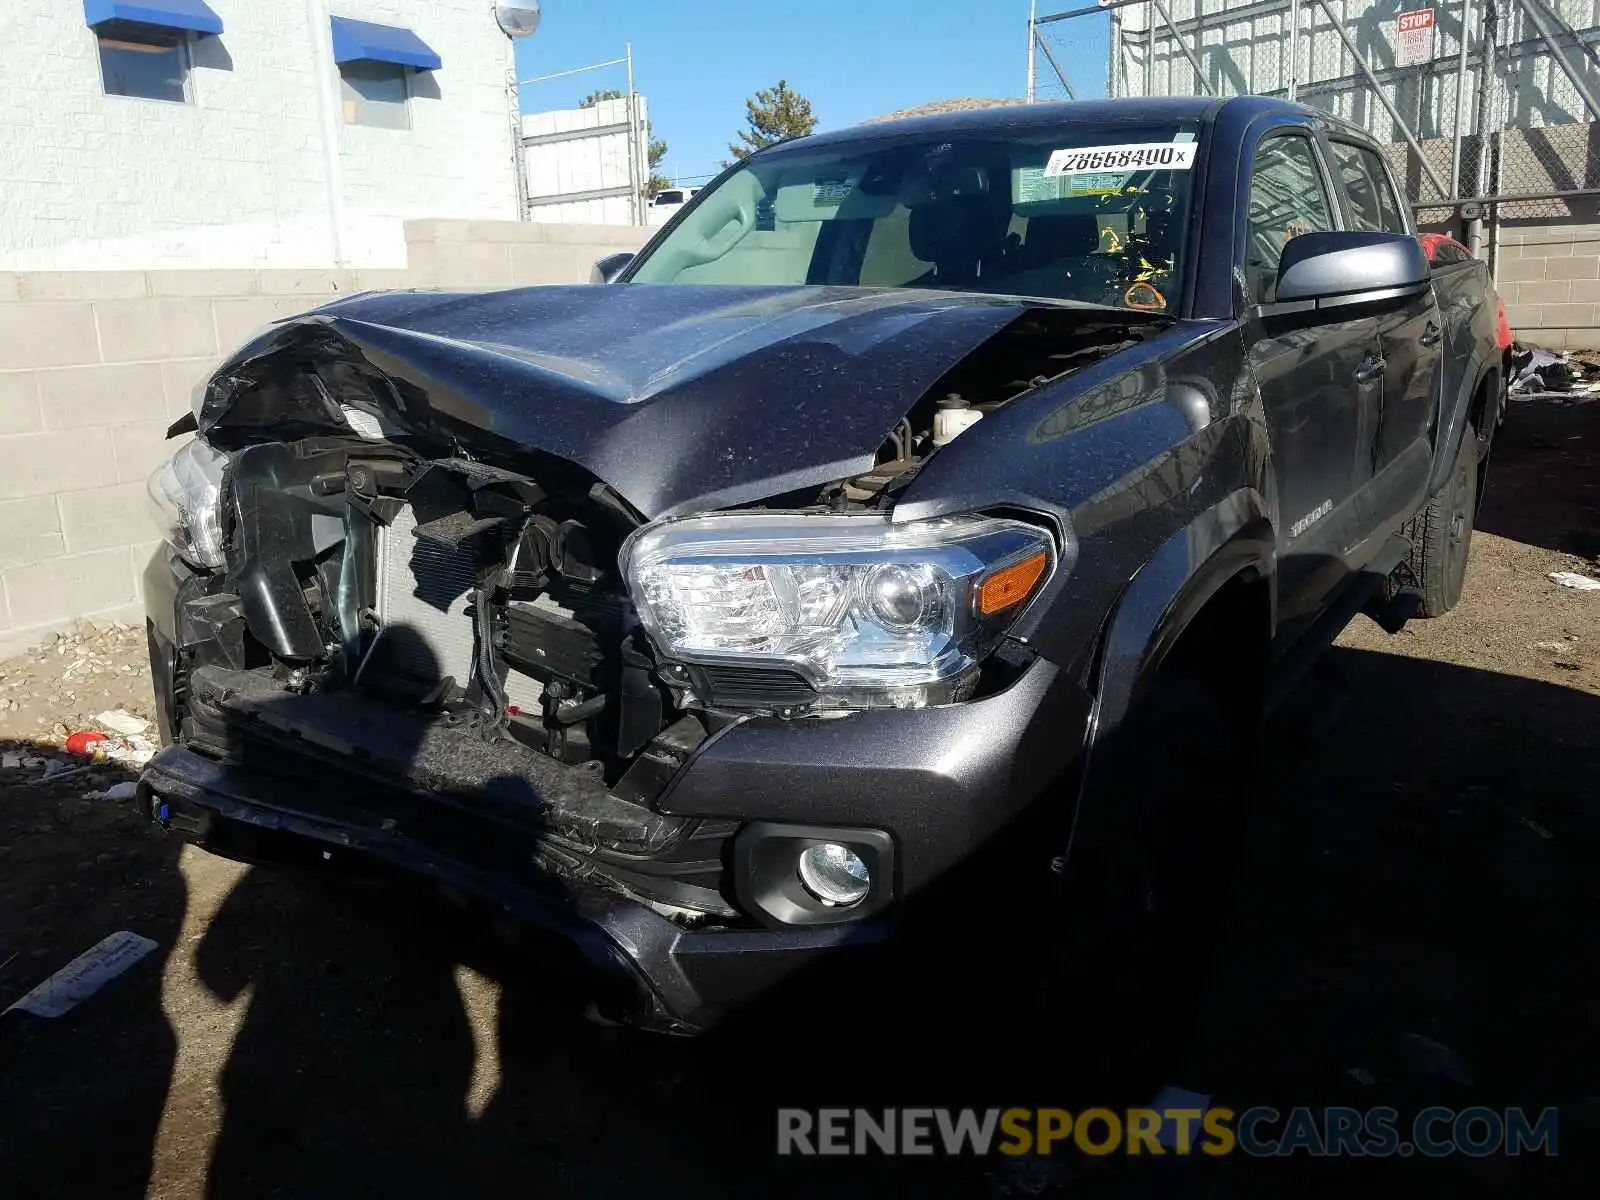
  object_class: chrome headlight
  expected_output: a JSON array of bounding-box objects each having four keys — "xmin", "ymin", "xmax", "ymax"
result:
[
  {"xmin": 621, "ymin": 513, "xmax": 1054, "ymax": 711},
  {"xmin": 146, "ymin": 440, "xmax": 228, "ymax": 569}
]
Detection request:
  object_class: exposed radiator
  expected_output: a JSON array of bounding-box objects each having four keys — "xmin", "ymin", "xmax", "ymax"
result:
[{"xmin": 371, "ymin": 505, "xmax": 544, "ymax": 710}]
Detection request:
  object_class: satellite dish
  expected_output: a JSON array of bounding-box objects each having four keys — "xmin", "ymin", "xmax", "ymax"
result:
[{"xmin": 495, "ymin": 3, "xmax": 541, "ymax": 38}]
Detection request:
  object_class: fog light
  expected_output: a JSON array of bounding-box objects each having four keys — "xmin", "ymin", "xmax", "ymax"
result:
[{"xmin": 797, "ymin": 843, "xmax": 870, "ymax": 907}]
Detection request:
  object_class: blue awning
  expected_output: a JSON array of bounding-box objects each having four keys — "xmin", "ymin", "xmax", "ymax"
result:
[
  {"xmin": 330, "ymin": 17, "xmax": 442, "ymax": 71},
  {"xmin": 83, "ymin": 0, "xmax": 223, "ymax": 36}
]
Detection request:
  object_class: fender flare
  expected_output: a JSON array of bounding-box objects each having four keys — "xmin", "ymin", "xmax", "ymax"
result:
[
  {"xmin": 1428, "ymin": 350, "xmax": 1500, "ymax": 498},
  {"xmin": 1067, "ymin": 487, "xmax": 1273, "ymax": 854}
]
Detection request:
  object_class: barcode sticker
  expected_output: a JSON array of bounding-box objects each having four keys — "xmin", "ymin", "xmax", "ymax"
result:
[{"xmin": 1044, "ymin": 143, "xmax": 1197, "ymax": 176}]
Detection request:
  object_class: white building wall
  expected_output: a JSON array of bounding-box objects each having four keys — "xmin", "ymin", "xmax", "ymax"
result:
[
  {"xmin": 0, "ymin": 0, "xmax": 517, "ymax": 270},
  {"xmin": 521, "ymin": 96, "xmax": 649, "ymax": 225}
]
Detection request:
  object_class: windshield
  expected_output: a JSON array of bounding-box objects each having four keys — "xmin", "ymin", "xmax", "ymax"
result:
[{"xmin": 627, "ymin": 122, "xmax": 1200, "ymax": 313}]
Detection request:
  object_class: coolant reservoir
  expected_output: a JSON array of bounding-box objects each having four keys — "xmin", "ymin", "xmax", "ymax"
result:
[{"xmin": 932, "ymin": 393, "xmax": 983, "ymax": 446}]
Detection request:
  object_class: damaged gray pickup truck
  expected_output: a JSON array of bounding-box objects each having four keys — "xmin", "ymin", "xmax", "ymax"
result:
[{"xmin": 139, "ymin": 97, "xmax": 1501, "ymax": 1034}]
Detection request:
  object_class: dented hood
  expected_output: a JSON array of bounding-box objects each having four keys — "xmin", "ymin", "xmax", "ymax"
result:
[{"xmin": 210, "ymin": 283, "xmax": 1064, "ymax": 519}]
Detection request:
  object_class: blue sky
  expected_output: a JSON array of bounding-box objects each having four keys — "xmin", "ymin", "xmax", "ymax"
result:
[{"xmin": 514, "ymin": 1, "xmax": 1109, "ymax": 186}]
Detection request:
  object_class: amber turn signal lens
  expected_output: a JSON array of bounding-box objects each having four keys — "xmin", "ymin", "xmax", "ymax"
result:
[{"xmin": 976, "ymin": 551, "xmax": 1049, "ymax": 616}]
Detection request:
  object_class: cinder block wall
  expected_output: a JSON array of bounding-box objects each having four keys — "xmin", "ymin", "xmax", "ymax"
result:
[
  {"xmin": 0, "ymin": 220, "xmax": 649, "ymax": 656},
  {"xmin": 1494, "ymin": 215, "xmax": 1600, "ymax": 351}
]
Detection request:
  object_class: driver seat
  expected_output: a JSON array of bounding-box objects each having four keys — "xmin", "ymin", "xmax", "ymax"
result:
[{"xmin": 907, "ymin": 171, "xmax": 1013, "ymax": 287}]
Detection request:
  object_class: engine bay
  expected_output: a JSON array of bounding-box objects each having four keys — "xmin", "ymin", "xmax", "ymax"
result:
[{"xmin": 164, "ymin": 299, "xmax": 1158, "ymax": 805}]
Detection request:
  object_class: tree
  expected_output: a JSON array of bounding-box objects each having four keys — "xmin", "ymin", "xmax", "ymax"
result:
[
  {"xmin": 581, "ymin": 90, "xmax": 671, "ymax": 198},
  {"xmin": 646, "ymin": 137, "xmax": 670, "ymax": 199},
  {"xmin": 727, "ymin": 80, "xmax": 816, "ymax": 163}
]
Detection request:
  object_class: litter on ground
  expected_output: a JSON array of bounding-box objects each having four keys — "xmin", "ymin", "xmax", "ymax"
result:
[
  {"xmin": 1549, "ymin": 571, "xmax": 1600, "ymax": 591},
  {"xmin": 1, "ymin": 931, "xmax": 159, "ymax": 1021}
]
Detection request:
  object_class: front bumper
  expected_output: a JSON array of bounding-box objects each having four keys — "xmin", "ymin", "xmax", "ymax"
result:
[
  {"xmin": 141, "ymin": 553, "xmax": 1092, "ymax": 1032},
  {"xmin": 140, "ymin": 746, "xmax": 888, "ymax": 1034}
]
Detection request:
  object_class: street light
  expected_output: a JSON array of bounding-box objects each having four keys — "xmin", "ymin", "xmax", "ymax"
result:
[
  {"xmin": 496, "ymin": 5, "xmax": 542, "ymax": 221},
  {"xmin": 495, "ymin": 3, "xmax": 541, "ymax": 39}
]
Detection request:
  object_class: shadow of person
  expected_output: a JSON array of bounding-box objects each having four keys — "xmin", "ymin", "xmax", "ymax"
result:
[
  {"xmin": 469, "ymin": 641, "xmax": 1597, "ymax": 1196},
  {"xmin": 192, "ymin": 628, "xmax": 481, "ymax": 1199},
  {"xmin": 1477, "ymin": 391, "xmax": 1600, "ymax": 561},
  {"xmin": 1189, "ymin": 645, "xmax": 1600, "ymax": 1130},
  {"xmin": 194, "ymin": 867, "xmax": 480, "ymax": 1197},
  {"xmin": 0, "ymin": 735, "xmax": 187, "ymax": 1200}
]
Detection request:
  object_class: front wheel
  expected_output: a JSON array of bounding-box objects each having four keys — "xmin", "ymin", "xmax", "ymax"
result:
[
  {"xmin": 1059, "ymin": 671, "xmax": 1259, "ymax": 1081},
  {"xmin": 1398, "ymin": 422, "xmax": 1479, "ymax": 617}
]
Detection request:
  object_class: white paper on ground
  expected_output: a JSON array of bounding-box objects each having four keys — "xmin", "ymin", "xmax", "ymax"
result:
[
  {"xmin": 1548, "ymin": 571, "xmax": 1600, "ymax": 591},
  {"xmin": 1147, "ymin": 1085, "xmax": 1213, "ymax": 1150},
  {"xmin": 3, "ymin": 931, "xmax": 158, "ymax": 1019},
  {"xmin": 95, "ymin": 710, "xmax": 151, "ymax": 737}
]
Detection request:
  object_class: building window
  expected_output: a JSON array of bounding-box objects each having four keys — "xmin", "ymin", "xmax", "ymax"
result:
[
  {"xmin": 98, "ymin": 30, "xmax": 190, "ymax": 102},
  {"xmin": 340, "ymin": 61, "xmax": 410, "ymax": 129}
]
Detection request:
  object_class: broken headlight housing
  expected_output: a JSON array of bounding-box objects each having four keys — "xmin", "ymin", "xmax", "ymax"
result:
[
  {"xmin": 621, "ymin": 513, "xmax": 1054, "ymax": 711},
  {"xmin": 147, "ymin": 439, "xmax": 228, "ymax": 569}
]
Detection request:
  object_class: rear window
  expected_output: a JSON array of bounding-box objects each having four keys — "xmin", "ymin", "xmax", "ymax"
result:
[
  {"xmin": 1329, "ymin": 141, "xmax": 1408, "ymax": 235},
  {"xmin": 628, "ymin": 123, "xmax": 1202, "ymax": 313}
]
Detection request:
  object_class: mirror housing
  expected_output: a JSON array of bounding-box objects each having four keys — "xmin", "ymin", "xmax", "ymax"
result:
[
  {"xmin": 1274, "ymin": 231, "xmax": 1429, "ymax": 309},
  {"xmin": 591, "ymin": 252, "xmax": 635, "ymax": 284}
]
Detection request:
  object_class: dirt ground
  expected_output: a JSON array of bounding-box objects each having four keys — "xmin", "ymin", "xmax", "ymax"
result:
[{"xmin": 0, "ymin": 393, "xmax": 1596, "ymax": 1198}]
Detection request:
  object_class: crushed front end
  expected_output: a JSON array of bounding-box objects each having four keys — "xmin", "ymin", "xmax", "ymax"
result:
[{"xmin": 139, "ymin": 302, "xmax": 1103, "ymax": 1032}]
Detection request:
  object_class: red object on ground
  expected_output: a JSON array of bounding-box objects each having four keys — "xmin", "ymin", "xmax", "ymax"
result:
[{"xmin": 65, "ymin": 730, "xmax": 110, "ymax": 755}]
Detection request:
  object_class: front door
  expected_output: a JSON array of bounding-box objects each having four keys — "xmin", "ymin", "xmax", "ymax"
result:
[{"xmin": 1241, "ymin": 132, "xmax": 1384, "ymax": 642}]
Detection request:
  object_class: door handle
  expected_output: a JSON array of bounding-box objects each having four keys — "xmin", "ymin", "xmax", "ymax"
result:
[
  {"xmin": 1420, "ymin": 323, "xmax": 1442, "ymax": 347},
  {"xmin": 1355, "ymin": 357, "xmax": 1387, "ymax": 384}
]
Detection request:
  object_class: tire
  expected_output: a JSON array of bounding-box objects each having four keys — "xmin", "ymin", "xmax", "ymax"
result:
[{"xmin": 1398, "ymin": 422, "xmax": 1479, "ymax": 617}]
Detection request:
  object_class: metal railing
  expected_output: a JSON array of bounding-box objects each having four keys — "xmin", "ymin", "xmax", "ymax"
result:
[{"xmin": 1029, "ymin": 0, "xmax": 1600, "ymax": 239}]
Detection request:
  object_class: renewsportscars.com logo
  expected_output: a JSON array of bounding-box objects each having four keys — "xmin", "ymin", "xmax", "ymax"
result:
[{"xmin": 777, "ymin": 1106, "xmax": 1559, "ymax": 1158}]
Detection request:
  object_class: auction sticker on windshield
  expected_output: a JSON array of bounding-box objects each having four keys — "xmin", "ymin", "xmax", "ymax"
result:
[{"xmin": 1045, "ymin": 143, "xmax": 1197, "ymax": 176}]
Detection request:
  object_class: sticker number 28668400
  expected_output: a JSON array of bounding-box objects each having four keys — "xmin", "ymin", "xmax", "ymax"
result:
[{"xmin": 1043, "ymin": 142, "xmax": 1198, "ymax": 176}]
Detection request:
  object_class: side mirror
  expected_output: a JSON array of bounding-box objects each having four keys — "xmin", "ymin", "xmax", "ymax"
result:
[
  {"xmin": 590, "ymin": 252, "xmax": 635, "ymax": 284},
  {"xmin": 1274, "ymin": 231, "xmax": 1429, "ymax": 309}
]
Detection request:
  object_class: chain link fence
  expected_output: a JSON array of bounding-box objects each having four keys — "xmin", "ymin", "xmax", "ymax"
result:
[{"xmin": 1034, "ymin": 0, "xmax": 1600, "ymax": 217}]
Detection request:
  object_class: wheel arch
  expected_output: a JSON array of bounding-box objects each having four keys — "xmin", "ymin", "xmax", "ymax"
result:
[
  {"xmin": 1067, "ymin": 493, "xmax": 1274, "ymax": 856},
  {"xmin": 1430, "ymin": 354, "xmax": 1501, "ymax": 497}
]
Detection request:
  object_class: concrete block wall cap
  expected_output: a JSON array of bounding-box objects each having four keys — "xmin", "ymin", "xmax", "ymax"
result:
[
  {"xmin": 15, "ymin": 272, "xmax": 149, "ymax": 302},
  {"xmin": 147, "ymin": 271, "xmax": 265, "ymax": 298}
]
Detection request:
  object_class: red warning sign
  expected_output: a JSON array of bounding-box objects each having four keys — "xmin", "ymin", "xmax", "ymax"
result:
[{"xmin": 1397, "ymin": 8, "xmax": 1437, "ymax": 67}]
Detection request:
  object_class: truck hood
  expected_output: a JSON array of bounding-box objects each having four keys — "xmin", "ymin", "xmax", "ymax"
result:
[{"xmin": 203, "ymin": 283, "xmax": 1146, "ymax": 519}]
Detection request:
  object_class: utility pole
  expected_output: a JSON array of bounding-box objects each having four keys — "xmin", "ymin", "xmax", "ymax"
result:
[
  {"xmin": 1469, "ymin": 0, "xmax": 1498, "ymax": 254},
  {"xmin": 1287, "ymin": 0, "xmax": 1301, "ymax": 100},
  {"xmin": 1027, "ymin": 0, "xmax": 1038, "ymax": 103}
]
